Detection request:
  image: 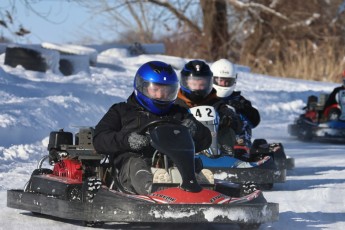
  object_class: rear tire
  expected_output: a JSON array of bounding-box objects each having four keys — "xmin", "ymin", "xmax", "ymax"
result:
[
  {"xmin": 252, "ymin": 139, "xmax": 268, "ymax": 149},
  {"xmin": 297, "ymin": 127, "xmax": 313, "ymax": 141}
]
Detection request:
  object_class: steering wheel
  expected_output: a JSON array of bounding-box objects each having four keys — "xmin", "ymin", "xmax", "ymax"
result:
[{"xmin": 137, "ymin": 119, "xmax": 181, "ymax": 135}]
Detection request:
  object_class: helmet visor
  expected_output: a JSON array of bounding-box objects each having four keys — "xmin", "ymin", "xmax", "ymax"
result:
[
  {"xmin": 213, "ymin": 76, "xmax": 236, "ymax": 87},
  {"xmin": 136, "ymin": 77, "xmax": 179, "ymax": 102},
  {"xmin": 182, "ymin": 76, "xmax": 213, "ymax": 92}
]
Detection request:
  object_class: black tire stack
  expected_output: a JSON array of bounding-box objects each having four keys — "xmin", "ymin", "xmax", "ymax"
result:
[
  {"xmin": 3, "ymin": 43, "xmax": 98, "ymax": 76},
  {"xmin": 4, "ymin": 46, "xmax": 48, "ymax": 72}
]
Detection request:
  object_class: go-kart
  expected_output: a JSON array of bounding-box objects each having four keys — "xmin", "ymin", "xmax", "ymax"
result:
[
  {"xmin": 288, "ymin": 92, "xmax": 345, "ymax": 142},
  {"xmin": 7, "ymin": 120, "xmax": 279, "ymax": 229},
  {"xmin": 189, "ymin": 106, "xmax": 293, "ymax": 190}
]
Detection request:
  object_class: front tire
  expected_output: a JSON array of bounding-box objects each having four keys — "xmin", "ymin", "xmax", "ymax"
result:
[{"xmin": 298, "ymin": 127, "xmax": 313, "ymax": 141}]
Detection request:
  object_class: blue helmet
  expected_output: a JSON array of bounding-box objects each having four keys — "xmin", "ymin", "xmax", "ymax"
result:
[{"xmin": 134, "ymin": 61, "xmax": 179, "ymax": 115}]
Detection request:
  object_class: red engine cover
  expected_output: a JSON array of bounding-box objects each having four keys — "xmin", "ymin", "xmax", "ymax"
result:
[{"xmin": 53, "ymin": 159, "xmax": 83, "ymax": 182}]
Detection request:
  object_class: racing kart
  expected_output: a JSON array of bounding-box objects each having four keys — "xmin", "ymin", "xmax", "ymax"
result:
[
  {"xmin": 190, "ymin": 106, "xmax": 293, "ymax": 190},
  {"xmin": 288, "ymin": 92, "xmax": 345, "ymax": 142},
  {"xmin": 7, "ymin": 120, "xmax": 279, "ymax": 229}
]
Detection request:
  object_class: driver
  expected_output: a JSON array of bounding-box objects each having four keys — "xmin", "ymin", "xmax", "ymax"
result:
[
  {"xmin": 322, "ymin": 71, "xmax": 345, "ymax": 120},
  {"xmin": 176, "ymin": 60, "xmax": 243, "ymax": 155},
  {"xmin": 211, "ymin": 59, "xmax": 260, "ymax": 148},
  {"xmin": 93, "ymin": 61, "xmax": 211, "ymax": 195}
]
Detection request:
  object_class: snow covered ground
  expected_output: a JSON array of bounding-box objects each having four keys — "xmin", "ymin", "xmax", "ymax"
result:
[{"xmin": 0, "ymin": 48, "xmax": 344, "ymax": 229}]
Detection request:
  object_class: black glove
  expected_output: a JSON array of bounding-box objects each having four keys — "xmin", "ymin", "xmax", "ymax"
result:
[
  {"xmin": 230, "ymin": 116, "xmax": 244, "ymax": 134},
  {"xmin": 127, "ymin": 132, "xmax": 150, "ymax": 151},
  {"xmin": 219, "ymin": 107, "xmax": 243, "ymax": 134},
  {"xmin": 229, "ymin": 99, "xmax": 250, "ymax": 112},
  {"xmin": 181, "ymin": 118, "xmax": 198, "ymax": 137}
]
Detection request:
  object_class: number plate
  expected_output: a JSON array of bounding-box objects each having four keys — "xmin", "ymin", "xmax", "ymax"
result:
[{"xmin": 190, "ymin": 106, "xmax": 217, "ymax": 121}]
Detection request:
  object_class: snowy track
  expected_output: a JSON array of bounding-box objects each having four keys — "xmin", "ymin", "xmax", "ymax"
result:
[{"xmin": 1, "ymin": 52, "xmax": 345, "ymax": 229}]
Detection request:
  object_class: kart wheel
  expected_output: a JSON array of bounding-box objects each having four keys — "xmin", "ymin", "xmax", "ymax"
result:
[
  {"xmin": 239, "ymin": 223, "xmax": 261, "ymax": 230},
  {"xmin": 252, "ymin": 139, "xmax": 268, "ymax": 149},
  {"xmin": 286, "ymin": 157, "xmax": 295, "ymax": 170},
  {"xmin": 298, "ymin": 127, "xmax": 313, "ymax": 141}
]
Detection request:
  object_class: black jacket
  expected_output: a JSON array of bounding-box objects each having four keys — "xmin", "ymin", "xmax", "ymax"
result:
[
  {"xmin": 221, "ymin": 91, "xmax": 260, "ymax": 128},
  {"xmin": 323, "ymin": 86, "xmax": 345, "ymax": 111},
  {"xmin": 176, "ymin": 89, "xmax": 243, "ymax": 134},
  {"xmin": 93, "ymin": 93, "xmax": 212, "ymax": 166}
]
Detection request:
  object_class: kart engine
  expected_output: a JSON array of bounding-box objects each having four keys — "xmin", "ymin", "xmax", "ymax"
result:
[
  {"xmin": 48, "ymin": 129, "xmax": 83, "ymax": 182},
  {"xmin": 53, "ymin": 159, "xmax": 83, "ymax": 182}
]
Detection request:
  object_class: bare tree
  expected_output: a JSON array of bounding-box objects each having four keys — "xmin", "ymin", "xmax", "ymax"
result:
[
  {"xmin": 77, "ymin": 1, "xmax": 231, "ymax": 61},
  {"xmin": 76, "ymin": 0, "xmax": 172, "ymax": 43},
  {"xmin": 226, "ymin": 0, "xmax": 345, "ymax": 79},
  {"xmin": 200, "ymin": 0, "xmax": 228, "ymax": 60},
  {"xmin": 9, "ymin": 0, "xmax": 345, "ymax": 80},
  {"xmin": 0, "ymin": 3, "xmax": 31, "ymax": 42}
]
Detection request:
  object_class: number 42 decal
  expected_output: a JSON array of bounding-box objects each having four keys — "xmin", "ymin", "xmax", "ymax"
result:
[{"xmin": 190, "ymin": 106, "xmax": 217, "ymax": 122}]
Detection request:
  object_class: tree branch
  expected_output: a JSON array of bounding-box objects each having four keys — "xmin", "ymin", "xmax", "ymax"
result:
[
  {"xmin": 269, "ymin": 0, "xmax": 283, "ymax": 9},
  {"xmin": 282, "ymin": 13, "xmax": 320, "ymax": 30},
  {"xmin": 227, "ymin": 0, "xmax": 289, "ymax": 21},
  {"xmin": 147, "ymin": 0, "xmax": 202, "ymax": 34}
]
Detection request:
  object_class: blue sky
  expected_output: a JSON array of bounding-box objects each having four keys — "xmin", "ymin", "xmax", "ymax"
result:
[{"xmin": 0, "ymin": 1, "xmax": 112, "ymax": 44}]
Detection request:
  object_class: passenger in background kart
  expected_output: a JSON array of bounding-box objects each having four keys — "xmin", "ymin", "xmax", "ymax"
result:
[
  {"xmin": 93, "ymin": 61, "xmax": 211, "ymax": 195},
  {"xmin": 211, "ymin": 59, "xmax": 260, "ymax": 148},
  {"xmin": 175, "ymin": 59, "xmax": 243, "ymax": 155},
  {"xmin": 322, "ymin": 71, "xmax": 345, "ymax": 120}
]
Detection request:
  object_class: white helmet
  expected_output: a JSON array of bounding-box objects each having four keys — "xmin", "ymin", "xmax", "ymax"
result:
[{"xmin": 211, "ymin": 59, "xmax": 237, "ymax": 98}]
